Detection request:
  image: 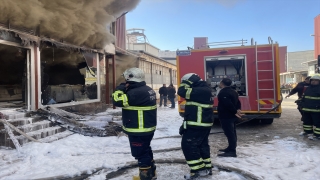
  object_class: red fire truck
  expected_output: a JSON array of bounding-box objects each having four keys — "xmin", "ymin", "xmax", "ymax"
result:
[{"xmin": 177, "ymin": 39, "xmax": 282, "ymax": 124}]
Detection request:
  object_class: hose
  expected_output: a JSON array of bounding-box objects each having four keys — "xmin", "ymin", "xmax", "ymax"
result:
[{"xmin": 105, "ymin": 158, "xmax": 262, "ymax": 180}]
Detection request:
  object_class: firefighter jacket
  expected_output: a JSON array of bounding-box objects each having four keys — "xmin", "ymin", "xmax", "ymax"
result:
[
  {"xmin": 217, "ymin": 87, "xmax": 241, "ymax": 119},
  {"xmin": 289, "ymin": 81, "xmax": 310, "ymax": 99},
  {"xmin": 301, "ymin": 84, "xmax": 320, "ymax": 112},
  {"xmin": 178, "ymin": 81, "xmax": 213, "ymax": 129},
  {"xmin": 112, "ymin": 81, "xmax": 157, "ymax": 136}
]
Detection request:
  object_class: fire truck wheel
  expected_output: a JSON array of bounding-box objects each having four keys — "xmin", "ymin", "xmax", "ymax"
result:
[{"xmin": 261, "ymin": 118, "xmax": 274, "ymax": 124}]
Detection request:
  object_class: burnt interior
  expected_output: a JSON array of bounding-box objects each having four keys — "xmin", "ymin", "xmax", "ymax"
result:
[
  {"xmin": 0, "ymin": 44, "xmax": 27, "ymax": 108},
  {"xmin": 40, "ymin": 46, "xmax": 98, "ymax": 105}
]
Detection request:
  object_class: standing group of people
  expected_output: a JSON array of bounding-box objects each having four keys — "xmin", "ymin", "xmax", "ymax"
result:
[
  {"xmin": 158, "ymin": 83, "xmax": 176, "ymax": 108},
  {"xmin": 286, "ymin": 75, "xmax": 320, "ymax": 140},
  {"xmin": 112, "ymin": 67, "xmax": 242, "ymax": 180}
]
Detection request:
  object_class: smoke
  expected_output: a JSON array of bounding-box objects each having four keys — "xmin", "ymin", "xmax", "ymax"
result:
[{"xmin": 0, "ymin": 0, "xmax": 141, "ymax": 49}]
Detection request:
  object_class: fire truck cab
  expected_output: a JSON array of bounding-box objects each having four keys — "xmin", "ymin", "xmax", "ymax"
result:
[{"xmin": 177, "ymin": 39, "xmax": 282, "ymax": 124}]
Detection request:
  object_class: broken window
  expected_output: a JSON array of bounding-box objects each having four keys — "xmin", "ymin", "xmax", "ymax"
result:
[
  {"xmin": 40, "ymin": 45, "xmax": 99, "ymax": 105},
  {"xmin": 0, "ymin": 44, "xmax": 28, "ymax": 109}
]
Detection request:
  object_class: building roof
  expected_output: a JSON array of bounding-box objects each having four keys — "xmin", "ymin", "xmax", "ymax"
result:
[
  {"xmin": 301, "ymin": 59, "xmax": 317, "ymax": 65},
  {"xmin": 129, "ymin": 50, "xmax": 176, "ymax": 66},
  {"xmin": 280, "ymin": 70, "xmax": 308, "ymax": 75}
]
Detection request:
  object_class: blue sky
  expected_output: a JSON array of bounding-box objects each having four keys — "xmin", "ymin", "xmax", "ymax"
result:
[{"xmin": 126, "ymin": 0, "xmax": 320, "ymax": 52}]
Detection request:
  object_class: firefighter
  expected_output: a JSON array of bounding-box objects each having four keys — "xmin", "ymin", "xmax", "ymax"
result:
[
  {"xmin": 301, "ymin": 74, "xmax": 320, "ymax": 140},
  {"xmin": 285, "ymin": 76, "xmax": 311, "ymax": 121},
  {"xmin": 178, "ymin": 73, "xmax": 213, "ymax": 179},
  {"xmin": 112, "ymin": 67, "xmax": 157, "ymax": 180}
]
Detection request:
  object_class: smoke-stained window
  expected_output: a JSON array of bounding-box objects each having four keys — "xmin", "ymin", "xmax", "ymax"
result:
[
  {"xmin": 0, "ymin": 43, "xmax": 28, "ymax": 108},
  {"xmin": 40, "ymin": 46, "xmax": 99, "ymax": 105}
]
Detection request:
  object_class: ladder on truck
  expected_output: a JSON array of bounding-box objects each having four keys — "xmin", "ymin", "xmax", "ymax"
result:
[{"xmin": 255, "ymin": 39, "xmax": 276, "ymax": 112}]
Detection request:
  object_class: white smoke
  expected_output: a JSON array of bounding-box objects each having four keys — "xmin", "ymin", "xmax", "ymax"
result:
[{"xmin": 0, "ymin": 0, "xmax": 141, "ymax": 49}]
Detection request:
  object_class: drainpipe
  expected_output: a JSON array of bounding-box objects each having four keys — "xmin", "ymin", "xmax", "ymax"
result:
[
  {"xmin": 169, "ymin": 68, "xmax": 172, "ymax": 84},
  {"xmin": 105, "ymin": 56, "xmax": 110, "ymax": 106},
  {"xmin": 112, "ymin": 55, "xmax": 116, "ymax": 109},
  {"xmin": 150, "ymin": 62, "xmax": 153, "ymax": 88},
  {"xmin": 34, "ymin": 45, "xmax": 39, "ymax": 110}
]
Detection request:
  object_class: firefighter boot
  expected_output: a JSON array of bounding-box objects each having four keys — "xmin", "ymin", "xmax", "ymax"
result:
[
  {"xmin": 139, "ymin": 166, "xmax": 154, "ymax": 180},
  {"xmin": 151, "ymin": 160, "xmax": 157, "ymax": 179},
  {"xmin": 184, "ymin": 169, "xmax": 209, "ymax": 179}
]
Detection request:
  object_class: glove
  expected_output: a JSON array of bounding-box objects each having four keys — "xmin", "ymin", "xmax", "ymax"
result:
[
  {"xmin": 115, "ymin": 83, "xmax": 126, "ymax": 91},
  {"xmin": 179, "ymin": 125, "xmax": 185, "ymax": 136},
  {"xmin": 188, "ymin": 74, "xmax": 201, "ymax": 83}
]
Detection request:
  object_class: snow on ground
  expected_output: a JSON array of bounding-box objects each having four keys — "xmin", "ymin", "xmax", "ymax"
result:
[
  {"xmin": 1, "ymin": 105, "xmax": 320, "ymax": 180},
  {"xmin": 106, "ymin": 163, "xmax": 247, "ymax": 180}
]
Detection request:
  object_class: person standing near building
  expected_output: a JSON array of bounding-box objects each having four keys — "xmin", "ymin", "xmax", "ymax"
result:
[
  {"xmin": 217, "ymin": 78, "xmax": 243, "ymax": 158},
  {"xmin": 178, "ymin": 73, "xmax": 213, "ymax": 179},
  {"xmin": 159, "ymin": 84, "xmax": 168, "ymax": 107},
  {"xmin": 301, "ymin": 74, "xmax": 320, "ymax": 140},
  {"xmin": 167, "ymin": 84, "xmax": 176, "ymax": 109},
  {"xmin": 112, "ymin": 67, "xmax": 157, "ymax": 180},
  {"xmin": 285, "ymin": 76, "xmax": 311, "ymax": 121}
]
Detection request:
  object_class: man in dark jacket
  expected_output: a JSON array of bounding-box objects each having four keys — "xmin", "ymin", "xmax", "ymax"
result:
[
  {"xmin": 178, "ymin": 73, "xmax": 213, "ymax": 179},
  {"xmin": 159, "ymin": 84, "xmax": 168, "ymax": 107},
  {"xmin": 301, "ymin": 74, "xmax": 320, "ymax": 140},
  {"xmin": 285, "ymin": 76, "xmax": 310, "ymax": 99},
  {"xmin": 217, "ymin": 78, "xmax": 243, "ymax": 158},
  {"xmin": 167, "ymin": 84, "xmax": 176, "ymax": 109},
  {"xmin": 112, "ymin": 67, "xmax": 157, "ymax": 180},
  {"xmin": 286, "ymin": 76, "xmax": 311, "ymax": 121}
]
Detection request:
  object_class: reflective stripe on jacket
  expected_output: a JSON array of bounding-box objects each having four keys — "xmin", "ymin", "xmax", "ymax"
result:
[
  {"xmin": 178, "ymin": 81, "xmax": 214, "ymax": 129},
  {"xmin": 112, "ymin": 81, "xmax": 157, "ymax": 136},
  {"xmin": 301, "ymin": 85, "xmax": 320, "ymax": 112}
]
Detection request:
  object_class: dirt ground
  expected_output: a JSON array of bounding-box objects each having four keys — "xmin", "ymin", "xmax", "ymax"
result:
[{"xmin": 209, "ymin": 94, "xmax": 320, "ymax": 152}]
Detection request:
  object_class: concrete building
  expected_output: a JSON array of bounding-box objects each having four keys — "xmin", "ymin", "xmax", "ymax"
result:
[
  {"xmin": 302, "ymin": 59, "xmax": 318, "ymax": 76},
  {"xmin": 159, "ymin": 50, "xmax": 177, "ymax": 65},
  {"xmin": 279, "ymin": 50, "xmax": 314, "ymax": 84},
  {"xmin": 125, "ymin": 28, "xmax": 177, "ymax": 96}
]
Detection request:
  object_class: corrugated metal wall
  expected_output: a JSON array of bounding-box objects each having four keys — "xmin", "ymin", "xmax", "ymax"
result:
[
  {"xmin": 287, "ymin": 50, "xmax": 314, "ymax": 71},
  {"xmin": 315, "ymin": 15, "xmax": 320, "ymax": 59},
  {"xmin": 116, "ymin": 15, "xmax": 126, "ymax": 50}
]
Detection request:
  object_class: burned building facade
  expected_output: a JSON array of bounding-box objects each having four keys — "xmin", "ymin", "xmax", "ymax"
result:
[
  {"xmin": 0, "ymin": 28, "xmax": 110, "ymax": 113},
  {"xmin": 0, "ymin": 16, "xmax": 177, "ymax": 113}
]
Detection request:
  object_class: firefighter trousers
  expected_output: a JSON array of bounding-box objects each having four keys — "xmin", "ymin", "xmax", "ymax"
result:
[
  {"xmin": 181, "ymin": 128, "xmax": 212, "ymax": 173},
  {"xmin": 220, "ymin": 118, "xmax": 238, "ymax": 152},
  {"xmin": 128, "ymin": 133, "xmax": 154, "ymax": 167},
  {"xmin": 302, "ymin": 112, "xmax": 320, "ymax": 137},
  {"xmin": 298, "ymin": 106, "xmax": 304, "ymax": 121}
]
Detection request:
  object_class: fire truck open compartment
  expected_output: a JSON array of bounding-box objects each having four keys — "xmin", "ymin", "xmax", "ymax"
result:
[
  {"xmin": 0, "ymin": 43, "xmax": 28, "ymax": 109},
  {"xmin": 205, "ymin": 55, "xmax": 247, "ymax": 97},
  {"xmin": 40, "ymin": 46, "xmax": 98, "ymax": 105}
]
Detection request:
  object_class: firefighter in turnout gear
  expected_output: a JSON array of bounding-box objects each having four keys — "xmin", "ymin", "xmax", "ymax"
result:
[
  {"xmin": 301, "ymin": 74, "xmax": 320, "ymax": 140},
  {"xmin": 285, "ymin": 76, "xmax": 311, "ymax": 121},
  {"xmin": 178, "ymin": 73, "xmax": 213, "ymax": 179},
  {"xmin": 112, "ymin": 67, "xmax": 157, "ymax": 180}
]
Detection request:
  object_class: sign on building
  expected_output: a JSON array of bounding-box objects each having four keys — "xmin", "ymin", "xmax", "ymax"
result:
[{"xmin": 176, "ymin": 50, "xmax": 191, "ymax": 56}]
